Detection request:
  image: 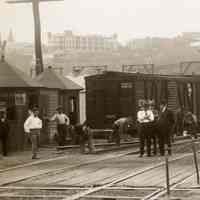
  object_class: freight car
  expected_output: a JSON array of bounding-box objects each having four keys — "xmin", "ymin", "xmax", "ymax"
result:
[{"xmin": 85, "ymin": 71, "xmax": 200, "ymax": 129}]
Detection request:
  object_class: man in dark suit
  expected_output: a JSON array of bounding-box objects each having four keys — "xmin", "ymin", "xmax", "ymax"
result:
[
  {"xmin": 0, "ymin": 111, "xmax": 10, "ymax": 156},
  {"xmin": 157, "ymin": 100, "xmax": 175, "ymax": 156}
]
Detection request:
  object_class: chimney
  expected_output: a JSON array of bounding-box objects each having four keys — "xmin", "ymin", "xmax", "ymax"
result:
[
  {"xmin": 0, "ymin": 40, "xmax": 6, "ymax": 62},
  {"xmin": 1, "ymin": 55, "xmax": 5, "ymax": 62}
]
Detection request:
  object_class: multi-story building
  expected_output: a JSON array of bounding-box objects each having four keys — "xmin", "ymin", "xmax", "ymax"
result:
[
  {"xmin": 182, "ymin": 32, "xmax": 200, "ymax": 41},
  {"xmin": 47, "ymin": 30, "xmax": 119, "ymax": 51},
  {"xmin": 126, "ymin": 37, "xmax": 181, "ymax": 50}
]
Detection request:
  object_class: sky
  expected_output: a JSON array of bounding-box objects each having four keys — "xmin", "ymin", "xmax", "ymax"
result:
[{"xmin": 1, "ymin": 0, "xmax": 200, "ymax": 43}]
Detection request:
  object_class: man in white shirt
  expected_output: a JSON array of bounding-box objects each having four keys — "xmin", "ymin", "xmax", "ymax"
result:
[
  {"xmin": 137, "ymin": 100, "xmax": 154, "ymax": 157},
  {"xmin": 24, "ymin": 107, "xmax": 42, "ymax": 159},
  {"xmin": 49, "ymin": 106, "xmax": 70, "ymax": 146}
]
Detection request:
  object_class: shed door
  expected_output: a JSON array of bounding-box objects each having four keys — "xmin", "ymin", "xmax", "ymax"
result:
[
  {"xmin": 39, "ymin": 94, "xmax": 49, "ymax": 144},
  {"xmin": 119, "ymin": 82, "xmax": 135, "ymax": 117}
]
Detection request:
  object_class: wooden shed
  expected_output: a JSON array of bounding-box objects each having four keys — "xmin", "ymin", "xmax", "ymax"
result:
[
  {"xmin": 35, "ymin": 66, "xmax": 83, "ymax": 141},
  {"xmin": 0, "ymin": 59, "xmax": 42, "ymax": 151},
  {"xmin": 85, "ymin": 71, "xmax": 200, "ymax": 128}
]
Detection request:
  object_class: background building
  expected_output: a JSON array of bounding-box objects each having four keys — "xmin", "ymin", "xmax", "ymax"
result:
[{"xmin": 47, "ymin": 30, "xmax": 119, "ymax": 51}]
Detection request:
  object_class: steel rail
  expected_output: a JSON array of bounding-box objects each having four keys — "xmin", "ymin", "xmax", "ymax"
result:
[
  {"xmin": 146, "ymin": 173, "xmax": 195, "ymax": 200},
  {"xmin": 63, "ymin": 151, "xmax": 198, "ymax": 200},
  {"xmin": 0, "ymin": 142, "xmax": 139, "ymax": 174},
  {"xmin": 0, "ymin": 148, "xmax": 138, "ymax": 186},
  {"xmin": 0, "ymin": 138, "xmax": 198, "ymax": 199},
  {"xmin": 0, "ymin": 135, "xmax": 193, "ymax": 174}
]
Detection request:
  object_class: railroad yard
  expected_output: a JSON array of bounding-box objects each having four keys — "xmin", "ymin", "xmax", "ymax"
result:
[
  {"xmin": 0, "ymin": 137, "xmax": 199, "ymax": 200},
  {"xmin": 2, "ymin": 1, "xmax": 200, "ymax": 200}
]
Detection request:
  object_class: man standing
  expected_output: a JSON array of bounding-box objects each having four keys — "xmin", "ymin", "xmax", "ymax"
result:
[
  {"xmin": 137, "ymin": 100, "xmax": 154, "ymax": 157},
  {"xmin": 49, "ymin": 106, "xmax": 70, "ymax": 146},
  {"xmin": 148, "ymin": 100, "xmax": 159, "ymax": 156},
  {"xmin": 24, "ymin": 107, "xmax": 42, "ymax": 159},
  {"xmin": 174, "ymin": 106, "xmax": 185, "ymax": 136},
  {"xmin": 0, "ymin": 111, "xmax": 10, "ymax": 156},
  {"xmin": 157, "ymin": 100, "xmax": 175, "ymax": 156}
]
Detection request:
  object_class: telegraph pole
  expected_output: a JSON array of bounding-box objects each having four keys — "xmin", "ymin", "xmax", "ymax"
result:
[{"xmin": 7, "ymin": 0, "xmax": 63, "ymax": 75}]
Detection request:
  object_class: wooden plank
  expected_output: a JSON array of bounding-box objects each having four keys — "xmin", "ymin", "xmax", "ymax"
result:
[
  {"xmin": 24, "ymin": 168, "xmax": 99, "ymax": 185},
  {"xmin": 60, "ymin": 167, "xmax": 109, "ymax": 186},
  {"xmin": 0, "ymin": 186, "xmax": 87, "ymax": 190},
  {"xmin": 84, "ymin": 195, "xmax": 143, "ymax": 199}
]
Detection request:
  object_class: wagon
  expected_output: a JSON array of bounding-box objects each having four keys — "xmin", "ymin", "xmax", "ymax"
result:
[{"xmin": 85, "ymin": 71, "xmax": 200, "ymax": 130}]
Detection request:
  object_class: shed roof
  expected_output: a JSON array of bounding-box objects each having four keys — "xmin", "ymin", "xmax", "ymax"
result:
[
  {"xmin": 0, "ymin": 60, "xmax": 41, "ymax": 88},
  {"xmin": 35, "ymin": 67, "xmax": 83, "ymax": 90}
]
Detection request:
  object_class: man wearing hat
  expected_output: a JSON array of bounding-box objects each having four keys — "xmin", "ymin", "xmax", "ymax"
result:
[
  {"xmin": 148, "ymin": 99, "xmax": 159, "ymax": 155},
  {"xmin": 0, "ymin": 111, "xmax": 10, "ymax": 156},
  {"xmin": 49, "ymin": 106, "xmax": 70, "ymax": 146},
  {"xmin": 24, "ymin": 107, "xmax": 42, "ymax": 159},
  {"xmin": 137, "ymin": 100, "xmax": 154, "ymax": 157},
  {"xmin": 157, "ymin": 100, "xmax": 175, "ymax": 156}
]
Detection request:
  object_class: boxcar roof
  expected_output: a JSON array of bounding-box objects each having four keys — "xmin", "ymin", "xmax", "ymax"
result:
[
  {"xmin": 0, "ymin": 60, "xmax": 41, "ymax": 88},
  {"xmin": 85, "ymin": 71, "xmax": 200, "ymax": 82},
  {"xmin": 35, "ymin": 67, "xmax": 83, "ymax": 90}
]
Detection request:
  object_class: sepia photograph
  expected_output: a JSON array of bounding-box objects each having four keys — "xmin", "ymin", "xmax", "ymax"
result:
[{"xmin": 1, "ymin": 0, "xmax": 200, "ymax": 199}]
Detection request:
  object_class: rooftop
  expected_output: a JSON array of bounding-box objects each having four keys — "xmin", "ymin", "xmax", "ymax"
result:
[
  {"xmin": 0, "ymin": 59, "xmax": 41, "ymax": 88},
  {"xmin": 35, "ymin": 66, "xmax": 83, "ymax": 90}
]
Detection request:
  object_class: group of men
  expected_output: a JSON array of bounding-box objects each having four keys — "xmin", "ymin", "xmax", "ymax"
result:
[
  {"xmin": 137, "ymin": 99, "xmax": 175, "ymax": 157},
  {"xmin": 0, "ymin": 104, "xmax": 94, "ymax": 159},
  {"xmin": 23, "ymin": 105, "xmax": 94, "ymax": 159},
  {"xmin": 1, "ymin": 100, "xmax": 198, "ymax": 159},
  {"xmin": 24, "ymin": 106, "xmax": 77, "ymax": 159}
]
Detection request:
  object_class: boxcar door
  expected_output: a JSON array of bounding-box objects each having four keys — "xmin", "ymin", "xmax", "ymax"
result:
[
  {"xmin": 119, "ymin": 82, "xmax": 135, "ymax": 118},
  {"xmin": 95, "ymin": 90, "xmax": 105, "ymax": 128}
]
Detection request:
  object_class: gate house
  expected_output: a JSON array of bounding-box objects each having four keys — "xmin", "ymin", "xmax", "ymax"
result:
[
  {"xmin": 35, "ymin": 66, "xmax": 83, "ymax": 140},
  {"xmin": 0, "ymin": 60, "xmax": 82, "ymax": 152},
  {"xmin": 86, "ymin": 71, "xmax": 200, "ymax": 129},
  {"xmin": 0, "ymin": 59, "xmax": 42, "ymax": 151}
]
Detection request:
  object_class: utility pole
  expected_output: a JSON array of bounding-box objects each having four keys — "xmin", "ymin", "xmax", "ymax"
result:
[{"xmin": 7, "ymin": 0, "xmax": 63, "ymax": 75}]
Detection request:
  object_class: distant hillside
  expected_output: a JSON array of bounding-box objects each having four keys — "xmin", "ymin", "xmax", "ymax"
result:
[{"xmin": 6, "ymin": 42, "xmax": 200, "ymax": 76}]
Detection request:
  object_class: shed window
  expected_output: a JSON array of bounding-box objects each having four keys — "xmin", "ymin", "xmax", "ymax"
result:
[
  {"xmin": 15, "ymin": 93, "xmax": 26, "ymax": 105},
  {"xmin": 0, "ymin": 92, "xmax": 16, "ymax": 120}
]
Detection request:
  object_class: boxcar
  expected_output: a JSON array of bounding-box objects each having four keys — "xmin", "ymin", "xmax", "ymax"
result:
[{"xmin": 85, "ymin": 71, "xmax": 200, "ymax": 129}]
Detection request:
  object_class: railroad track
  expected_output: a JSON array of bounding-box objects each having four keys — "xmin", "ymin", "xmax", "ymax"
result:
[
  {"xmin": 0, "ymin": 136, "xmax": 194, "ymax": 175},
  {"xmin": 0, "ymin": 138, "xmax": 198, "ymax": 199},
  {"xmin": 61, "ymin": 151, "xmax": 198, "ymax": 200},
  {"xmin": 0, "ymin": 152, "xmax": 197, "ymax": 200}
]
